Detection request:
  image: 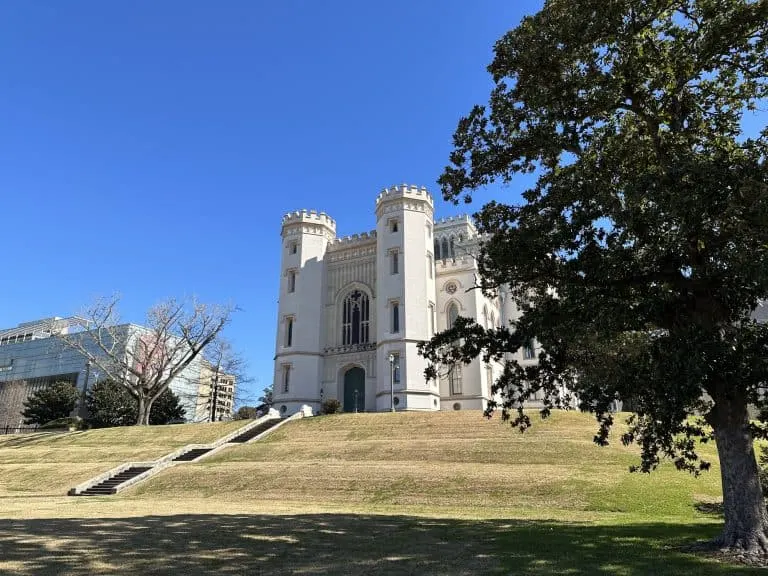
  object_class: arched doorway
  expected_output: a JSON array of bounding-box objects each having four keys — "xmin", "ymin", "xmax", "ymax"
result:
[{"xmin": 343, "ymin": 367, "xmax": 365, "ymax": 412}]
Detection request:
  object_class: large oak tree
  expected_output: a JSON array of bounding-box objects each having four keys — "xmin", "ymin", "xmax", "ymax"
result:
[{"xmin": 420, "ymin": 0, "xmax": 768, "ymax": 554}]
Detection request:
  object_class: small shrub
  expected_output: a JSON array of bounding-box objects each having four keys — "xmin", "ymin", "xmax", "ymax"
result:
[
  {"xmin": 22, "ymin": 381, "xmax": 80, "ymax": 426},
  {"xmin": 321, "ymin": 399, "xmax": 342, "ymax": 415},
  {"xmin": 235, "ymin": 406, "xmax": 259, "ymax": 420}
]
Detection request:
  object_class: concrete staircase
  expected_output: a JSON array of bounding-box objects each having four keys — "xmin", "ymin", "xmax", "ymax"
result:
[
  {"xmin": 74, "ymin": 466, "xmax": 153, "ymax": 496},
  {"xmin": 172, "ymin": 448, "xmax": 213, "ymax": 462},
  {"xmin": 68, "ymin": 405, "xmax": 312, "ymax": 497},
  {"xmin": 228, "ymin": 417, "xmax": 282, "ymax": 443}
]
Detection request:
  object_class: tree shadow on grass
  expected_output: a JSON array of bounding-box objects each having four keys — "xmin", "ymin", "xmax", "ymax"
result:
[{"xmin": 0, "ymin": 514, "xmax": 760, "ymax": 575}]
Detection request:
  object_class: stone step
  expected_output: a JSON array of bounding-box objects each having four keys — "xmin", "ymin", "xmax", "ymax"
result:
[
  {"xmin": 172, "ymin": 448, "xmax": 212, "ymax": 462},
  {"xmin": 75, "ymin": 466, "xmax": 153, "ymax": 496},
  {"xmin": 229, "ymin": 418, "xmax": 280, "ymax": 443}
]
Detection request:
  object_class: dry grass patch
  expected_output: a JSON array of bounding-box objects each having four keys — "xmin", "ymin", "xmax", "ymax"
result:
[
  {"xmin": 0, "ymin": 420, "xmax": 247, "ymax": 496},
  {"xmin": 131, "ymin": 411, "xmax": 720, "ymax": 518}
]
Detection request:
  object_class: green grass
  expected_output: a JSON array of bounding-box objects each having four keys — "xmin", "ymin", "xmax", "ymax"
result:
[{"xmin": 0, "ymin": 410, "xmax": 756, "ymax": 574}]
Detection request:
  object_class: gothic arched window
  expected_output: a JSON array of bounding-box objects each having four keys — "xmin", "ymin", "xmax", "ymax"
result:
[
  {"xmin": 446, "ymin": 302, "xmax": 462, "ymax": 394},
  {"xmin": 434, "ymin": 240, "xmax": 441, "ymax": 260},
  {"xmin": 441, "ymin": 238, "xmax": 449, "ymax": 260},
  {"xmin": 447, "ymin": 303, "xmax": 459, "ymax": 329},
  {"xmin": 342, "ymin": 290, "xmax": 370, "ymax": 345},
  {"xmin": 450, "ymin": 237, "xmax": 456, "ymax": 259}
]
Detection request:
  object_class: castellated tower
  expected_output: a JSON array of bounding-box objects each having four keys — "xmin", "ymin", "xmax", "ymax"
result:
[
  {"xmin": 375, "ymin": 184, "xmax": 440, "ymax": 411},
  {"xmin": 273, "ymin": 209, "xmax": 336, "ymax": 416}
]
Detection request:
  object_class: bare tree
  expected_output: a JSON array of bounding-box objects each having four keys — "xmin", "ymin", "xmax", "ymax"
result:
[
  {"xmin": 57, "ymin": 295, "xmax": 234, "ymax": 425},
  {"xmin": 200, "ymin": 337, "xmax": 252, "ymax": 422}
]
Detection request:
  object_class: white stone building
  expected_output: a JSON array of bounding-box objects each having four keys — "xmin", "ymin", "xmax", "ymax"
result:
[{"xmin": 273, "ymin": 184, "xmax": 540, "ymax": 415}]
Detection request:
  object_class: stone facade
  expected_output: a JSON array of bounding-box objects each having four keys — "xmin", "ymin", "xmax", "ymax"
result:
[{"xmin": 273, "ymin": 184, "xmax": 542, "ymax": 415}]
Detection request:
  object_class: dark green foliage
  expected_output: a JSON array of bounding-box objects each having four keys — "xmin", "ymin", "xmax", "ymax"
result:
[
  {"xmin": 321, "ymin": 399, "xmax": 342, "ymax": 415},
  {"xmin": 21, "ymin": 381, "xmax": 79, "ymax": 426},
  {"xmin": 86, "ymin": 380, "xmax": 185, "ymax": 428},
  {"xmin": 759, "ymin": 446, "xmax": 768, "ymax": 498},
  {"xmin": 85, "ymin": 380, "xmax": 136, "ymax": 428},
  {"xmin": 149, "ymin": 387, "xmax": 186, "ymax": 425},
  {"xmin": 422, "ymin": 0, "xmax": 768, "ymax": 549},
  {"xmin": 235, "ymin": 406, "xmax": 260, "ymax": 420}
]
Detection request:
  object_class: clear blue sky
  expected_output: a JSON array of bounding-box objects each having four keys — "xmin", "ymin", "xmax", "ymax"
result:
[
  {"xmin": 0, "ymin": 1, "xmax": 541, "ymax": 403},
  {"xmin": 3, "ymin": 2, "xmax": 763, "ymax": 404}
]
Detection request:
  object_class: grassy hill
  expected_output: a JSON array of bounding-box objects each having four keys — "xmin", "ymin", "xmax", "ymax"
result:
[
  {"xmin": 132, "ymin": 410, "xmax": 723, "ymax": 520},
  {"xmin": 0, "ymin": 410, "xmax": 760, "ymax": 575}
]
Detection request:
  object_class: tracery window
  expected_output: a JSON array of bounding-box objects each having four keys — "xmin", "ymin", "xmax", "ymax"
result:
[
  {"xmin": 449, "ymin": 364, "xmax": 462, "ymax": 395},
  {"xmin": 447, "ymin": 302, "xmax": 462, "ymax": 394},
  {"xmin": 447, "ymin": 303, "xmax": 459, "ymax": 329},
  {"xmin": 342, "ymin": 290, "xmax": 370, "ymax": 345},
  {"xmin": 441, "ymin": 238, "xmax": 449, "ymax": 260},
  {"xmin": 523, "ymin": 339, "xmax": 536, "ymax": 359}
]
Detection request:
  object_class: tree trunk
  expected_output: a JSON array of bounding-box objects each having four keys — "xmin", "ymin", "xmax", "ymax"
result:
[
  {"xmin": 710, "ymin": 393, "xmax": 768, "ymax": 554},
  {"xmin": 136, "ymin": 395, "xmax": 152, "ymax": 426}
]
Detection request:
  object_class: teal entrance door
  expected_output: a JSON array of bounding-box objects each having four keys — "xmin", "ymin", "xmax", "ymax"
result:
[{"xmin": 343, "ymin": 367, "xmax": 365, "ymax": 412}]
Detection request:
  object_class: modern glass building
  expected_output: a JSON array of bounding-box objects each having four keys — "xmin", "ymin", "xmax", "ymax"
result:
[{"xmin": 0, "ymin": 317, "xmax": 203, "ymax": 430}]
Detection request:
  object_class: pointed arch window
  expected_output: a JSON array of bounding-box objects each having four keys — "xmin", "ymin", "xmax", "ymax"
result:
[
  {"xmin": 441, "ymin": 238, "xmax": 449, "ymax": 261},
  {"xmin": 342, "ymin": 290, "xmax": 370, "ymax": 345},
  {"xmin": 434, "ymin": 240, "xmax": 441, "ymax": 260},
  {"xmin": 450, "ymin": 237, "xmax": 456, "ymax": 259},
  {"xmin": 446, "ymin": 302, "xmax": 462, "ymax": 394},
  {"xmin": 449, "ymin": 364, "xmax": 462, "ymax": 395},
  {"xmin": 447, "ymin": 303, "xmax": 459, "ymax": 329},
  {"xmin": 523, "ymin": 339, "xmax": 536, "ymax": 360}
]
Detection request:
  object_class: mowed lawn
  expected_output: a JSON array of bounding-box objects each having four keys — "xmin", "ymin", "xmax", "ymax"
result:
[{"xmin": 0, "ymin": 411, "xmax": 760, "ymax": 575}]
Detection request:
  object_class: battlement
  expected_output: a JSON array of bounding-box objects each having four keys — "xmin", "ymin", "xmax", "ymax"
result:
[
  {"xmin": 375, "ymin": 183, "xmax": 434, "ymax": 207},
  {"xmin": 328, "ymin": 229, "xmax": 377, "ymax": 250},
  {"xmin": 434, "ymin": 214, "xmax": 474, "ymax": 228},
  {"xmin": 281, "ymin": 209, "xmax": 337, "ymax": 232},
  {"xmin": 436, "ymin": 253, "xmax": 476, "ymax": 271}
]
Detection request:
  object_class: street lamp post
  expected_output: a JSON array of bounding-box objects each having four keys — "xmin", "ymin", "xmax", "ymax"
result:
[{"xmin": 388, "ymin": 353, "xmax": 395, "ymax": 412}]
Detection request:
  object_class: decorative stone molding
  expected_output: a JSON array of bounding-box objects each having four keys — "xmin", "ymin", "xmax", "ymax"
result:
[
  {"xmin": 324, "ymin": 342, "xmax": 376, "ymax": 355},
  {"xmin": 327, "ymin": 247, "xmax": 377, "ymax": 263}
]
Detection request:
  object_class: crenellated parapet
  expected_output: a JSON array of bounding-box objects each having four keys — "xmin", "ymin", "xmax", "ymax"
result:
[
  {"xmin": 434, "ymin": 214, "xmax": 476, "ymax": 230},
  {"xmin": 375, "ymin": 183, "xmax": 434, "ymax": 218},
  {"xmin": 328, "ymin": 230, "xmax": 377, "ymax": 251},
  {"xmin": 435, "ymin": 253, "xmax": 477, "ymax": 273},
  {"xmin": 281, "ymin": 209, "xmax": 337, "ymax": 240}
]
